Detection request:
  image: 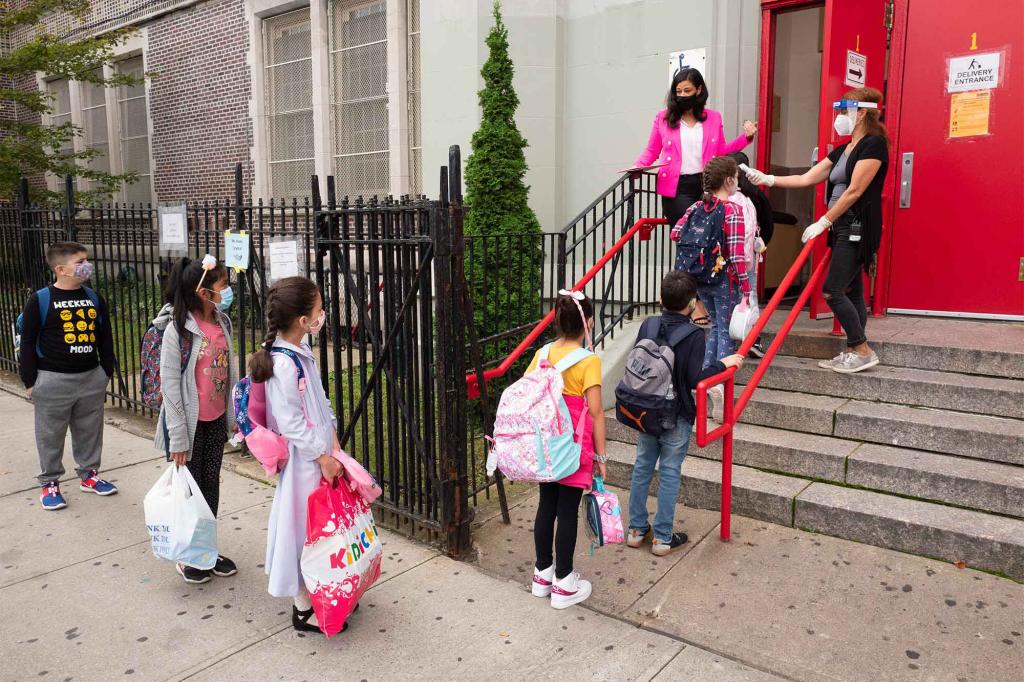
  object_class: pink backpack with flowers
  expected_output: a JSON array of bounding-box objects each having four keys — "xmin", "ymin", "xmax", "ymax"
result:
[{"xmin": 485, "ymin": 343, "xmax": 593, "ymax": 483}]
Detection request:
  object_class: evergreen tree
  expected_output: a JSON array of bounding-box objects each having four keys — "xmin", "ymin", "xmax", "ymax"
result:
[
  {"xmin": 463, "ymin": 1, "xmax": 544, "ymax": 360},
  {"xmin": 0, "ymin": 0, "xmax": 142, "ymax": 203}
]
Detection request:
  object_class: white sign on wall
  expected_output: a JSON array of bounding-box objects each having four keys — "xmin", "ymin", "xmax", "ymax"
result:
[
  {"xmin": 669, "ymin": 48, "xmax": 707, "ymax": 79},
  {"xmin": 947, "ymin": 52, "xmax": 1001, "ymax": 92},
  {"xmin": 845, "ymin": 50, "xmax": 866, "ymax": 88}
]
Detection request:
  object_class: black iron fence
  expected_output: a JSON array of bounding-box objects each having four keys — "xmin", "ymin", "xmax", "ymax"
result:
[{"xmin": 0, "ymin": 156, "xmax": 670, "ymax": 551}]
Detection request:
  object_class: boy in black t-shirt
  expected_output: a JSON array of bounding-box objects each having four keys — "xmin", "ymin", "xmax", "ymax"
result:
[{"xmin": 20, "ymin": 242, "xmax": 118, "ymax": 510}]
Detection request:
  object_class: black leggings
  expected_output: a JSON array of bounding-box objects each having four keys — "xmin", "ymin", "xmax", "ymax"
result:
[
  {"xmin": 823, "ymin": 236, "xmax": 869, "ymax": 348},
  {"xmin": 534, "ymin": 482, "xmax": 584, "ymax": 580},
  {"xmin": 661, "ymin": 173, "xmax": 703, "ymax": 227},
  {"xmin": 187, "ymin": 417, "xmax": 227, "ymax": 516}
]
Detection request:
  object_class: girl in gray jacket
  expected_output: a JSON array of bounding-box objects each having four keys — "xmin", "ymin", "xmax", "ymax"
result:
[{"xmin": 153, "ymin": 256, "xmax": 238, "ymax": 584}]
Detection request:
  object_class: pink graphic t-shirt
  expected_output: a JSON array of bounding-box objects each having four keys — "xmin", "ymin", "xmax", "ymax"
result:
[{"xmin": 195, "ymin": 318, "xmax": 229, "ymax": 421}]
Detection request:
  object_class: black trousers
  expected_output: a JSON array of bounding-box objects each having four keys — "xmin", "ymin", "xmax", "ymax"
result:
[
  {"xmin": 661, "ymin": 173, "xmax": 703, "ymax": 227},
  {"xmin": 187, "ymin": 417, "xmax": 228, "ymax": 517},
  {"xmin": 534, "ymin": 482, "xmax": 584, "ymax": 580},
  {"xmin": 823, "ymin": 236, "xmax": 869, "ymax": 348}
]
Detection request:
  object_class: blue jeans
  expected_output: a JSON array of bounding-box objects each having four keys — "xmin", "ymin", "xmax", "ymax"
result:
[
  {"xmin": 628, "ymin": 419, "xmax": 693, "ymax": 542},
  {"xmin": 698, "ymin": 277, "xmax": 738, "ymax": 367}
]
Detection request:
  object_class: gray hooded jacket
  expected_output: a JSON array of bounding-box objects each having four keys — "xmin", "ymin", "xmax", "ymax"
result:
[{"xmin": 152, "ymin": 304, "xmax": 237, "ymax": 459}]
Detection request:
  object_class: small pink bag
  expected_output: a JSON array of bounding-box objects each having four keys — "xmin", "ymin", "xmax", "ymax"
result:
[
  {"xmin": 584, "ymin": 476, "xmax": 624, "ymax": 552},
  {"xmin": 332, "ymin": 449, "xmax": 383, "ymax": 504}
]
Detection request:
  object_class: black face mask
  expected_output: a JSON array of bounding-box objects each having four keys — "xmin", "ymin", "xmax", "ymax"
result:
[{"xmin": 675, "ymin": 94, "xmax": 697, "ymax": 111}]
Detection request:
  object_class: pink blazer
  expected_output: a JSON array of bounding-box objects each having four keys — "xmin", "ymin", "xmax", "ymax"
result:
[{"xmin": 635, "ymin": 108, "xmax": 751, "ymax": 198}]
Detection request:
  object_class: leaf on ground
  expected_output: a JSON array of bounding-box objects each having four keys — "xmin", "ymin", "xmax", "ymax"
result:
[
  {"xmin": 499, "ymin": 631, "xmax": 510, "ymax": 637},
  {"xmin": 953, "ymin": 560, "xmax": 966, "ymax": 569}
]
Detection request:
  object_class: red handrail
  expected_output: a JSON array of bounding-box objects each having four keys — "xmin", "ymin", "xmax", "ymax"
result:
[
  {"xmin": 466, "ymin": 217, "xmax": 667, "ymax": 398},
  {"xmin": 695, "ymin": 233, "xmax": 832, "ymax": 542}
]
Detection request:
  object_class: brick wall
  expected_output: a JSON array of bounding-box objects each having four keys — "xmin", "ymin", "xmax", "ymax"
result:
[{"xmin": 148, "ymin": 0, "xmax": 255, "ymax": 202}]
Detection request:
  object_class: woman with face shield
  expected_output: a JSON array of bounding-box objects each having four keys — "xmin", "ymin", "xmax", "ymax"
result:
[
  {"xmin": 635, "ymin": 68, "xmax": 758, "ymax": 327},
  {"xmin": 742, "ymin": 87, "xmax": 890, "ymax": 374}
]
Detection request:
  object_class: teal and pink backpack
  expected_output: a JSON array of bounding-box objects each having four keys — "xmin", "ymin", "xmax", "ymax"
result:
[
  {"xmin": 484, "ymin": 343, "xmax": 592, "ymax": 483},
  {"xmin": 232, "ymin": 348, "xmax": 310, "ymax": 477}
]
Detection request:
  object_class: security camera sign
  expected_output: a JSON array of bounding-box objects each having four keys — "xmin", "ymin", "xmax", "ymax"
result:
[{"xmin": 947, "ymin": 52, "xmax": 1000, "ymax": 92}]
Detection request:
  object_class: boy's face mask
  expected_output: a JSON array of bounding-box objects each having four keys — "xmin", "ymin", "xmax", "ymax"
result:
[{"xmin": 61, "ymin": 259, "xmax": 94, "ymax": 282}]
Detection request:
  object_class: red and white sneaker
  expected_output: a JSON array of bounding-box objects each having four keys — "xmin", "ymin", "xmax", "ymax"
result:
[
  {"xmin": 531, "ymin": 565, "xmax": 554, "ymax": 597},
  {"xmin": 550, "ymin": 571, "xmax": 592, "ymax": 610},
  {"xmin": 80, "ymin": 471, "xmax": 118, "ymax": 496}
]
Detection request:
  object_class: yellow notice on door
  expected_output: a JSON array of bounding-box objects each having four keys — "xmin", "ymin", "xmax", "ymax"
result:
[{"xmin": 948, "ymin": 91, "xmax": 990, "ymax": 138}]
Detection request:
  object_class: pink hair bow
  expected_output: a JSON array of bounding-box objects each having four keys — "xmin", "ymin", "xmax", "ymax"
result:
[{"xmin": 558, "ymin": 288, "xmax": 592, "ymax": 350}]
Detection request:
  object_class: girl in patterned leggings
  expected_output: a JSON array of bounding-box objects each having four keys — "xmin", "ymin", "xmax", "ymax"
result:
[{"xmin": 153, "ymin": 256, "xmax": 238, "ymax": 584}]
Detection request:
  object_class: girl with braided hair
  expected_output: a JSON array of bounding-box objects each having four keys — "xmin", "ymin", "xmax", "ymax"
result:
[
  {"xmin": 254, "ymin": 277, "xmax": 350, "ymax": 635},
  {"xmin": 153, "ymin": 255, "xmax": 238, "ymax": 584}
]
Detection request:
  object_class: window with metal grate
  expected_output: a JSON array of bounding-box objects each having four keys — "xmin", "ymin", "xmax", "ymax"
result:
[
  {"xmin": 330, "ymin": 0, "xmax": 389, "ymax": 201},
  {"xmin": 264, "ymin": 8, "xmax": 316, "ymax": 201},
  {"xmin": 117, "ymin": 56, "xmax": 153, "ymax": 205}
]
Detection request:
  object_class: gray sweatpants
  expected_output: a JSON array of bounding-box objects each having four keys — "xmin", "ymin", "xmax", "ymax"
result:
[{"xmin": 33, "ymin": 366, "xmax": 108, "ymax": 485}]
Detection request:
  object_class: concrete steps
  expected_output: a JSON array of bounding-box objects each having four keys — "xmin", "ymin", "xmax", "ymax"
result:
[
  {"xmin": 600, "ymin": 317, "xmax": 1024, "ymax": 580},
  {"xmin": 603, "ymin": 441, "xmax": 1024, "ymax": 580},
  {"xmin": 762, "ymin": 321, "xmax": 1024, "ymax": 380},
  {"xmin": 607, "ymin": 413, "xmax": 1024, "ymax": 518},
  {"xmin": 736, "ymin": 387, "xmax": 1024, "ymax": 466},
  {"xmin": 738, "ymin": 355, "xmax": 1024, "ymax": 420}
]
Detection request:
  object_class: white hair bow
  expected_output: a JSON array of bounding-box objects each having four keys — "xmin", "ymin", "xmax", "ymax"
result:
[
  {"xmin": 557, "ymin": 289, "xmax": 592, "ymax": 350},
  {"xmin": 196, "ymin": 254, "xmax": 219, "ymax": 291}
]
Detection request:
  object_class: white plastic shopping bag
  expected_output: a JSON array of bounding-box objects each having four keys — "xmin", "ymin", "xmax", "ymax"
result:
[{"xmin": 144, "ymin": 464, "xmax": 218, "ymax": 570}]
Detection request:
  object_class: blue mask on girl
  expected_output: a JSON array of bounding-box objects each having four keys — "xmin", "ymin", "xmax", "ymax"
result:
[{"xmin": 216, "ymin": 286, "xmax": 234, "ymax": 311}]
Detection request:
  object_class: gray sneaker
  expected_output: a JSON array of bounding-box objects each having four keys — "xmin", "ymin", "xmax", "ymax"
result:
[
  {"xmin": 830, "ymin": 351, "xmax": 879, "ymax": 374},
  {"xmin": 818, "ymin": 352, "xmax": 851, "ymax": 370}
]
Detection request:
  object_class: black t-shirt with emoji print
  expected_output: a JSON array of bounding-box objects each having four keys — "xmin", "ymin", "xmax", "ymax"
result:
[{"xmin": 19, "ymin": 285, "xmax": 115, "ymax": 388}]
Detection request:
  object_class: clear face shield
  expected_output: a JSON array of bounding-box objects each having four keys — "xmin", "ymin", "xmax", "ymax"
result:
[{"xmin": 831, "ymin": 100, "xmax": 879, "ymax": 143}]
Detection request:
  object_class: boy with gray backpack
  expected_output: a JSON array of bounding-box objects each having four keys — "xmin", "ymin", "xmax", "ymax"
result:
[{"xmin": 615, "ymin": 271, "xmax": 742, "ymax": 556}]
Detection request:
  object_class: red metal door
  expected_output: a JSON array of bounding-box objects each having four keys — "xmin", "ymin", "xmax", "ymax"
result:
[
  {"xmin": 884, "ymin": 1, "xmax": 1024, "ymax": 317},
  {"xmin": 809, "ymin": 0, "xmax": 889, "ymax": 318}
]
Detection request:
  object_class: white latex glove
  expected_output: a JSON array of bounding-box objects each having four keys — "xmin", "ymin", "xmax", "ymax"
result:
[
  {"xmin": 739, "ymin": 163, "xmax": 775, "ymax": 187},
  {"xmin": 802, "ymin": 216, "xmax": 832, "ymax": 243}
]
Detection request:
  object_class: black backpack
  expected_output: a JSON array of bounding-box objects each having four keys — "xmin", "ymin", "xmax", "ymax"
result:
[{"xmin": 614, "ymin": 317, "xmax": 698, "ymax": 436}]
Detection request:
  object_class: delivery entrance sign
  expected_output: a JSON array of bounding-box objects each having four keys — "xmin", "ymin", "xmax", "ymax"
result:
[{"xmin": 947, "ymin": 52, "xmax": 1001, "ymax": 92}]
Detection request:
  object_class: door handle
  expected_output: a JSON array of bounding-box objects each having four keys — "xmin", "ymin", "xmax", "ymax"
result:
[{"xmin": 899, "ymin": 152, "xmax": 914, "ymax": 208}]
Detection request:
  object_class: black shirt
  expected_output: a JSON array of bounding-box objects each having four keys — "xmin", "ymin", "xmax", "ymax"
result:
[
  {"xmin": 19, "ymin": 285, "xmax": 115, "ymax": 388},
  {"xmin": 636, "ymin": 311, "xmax": 726, "ymax": 424},
  {"xmin": 825, "ymin": 134, "xmax": 889, "ymax": 263}
]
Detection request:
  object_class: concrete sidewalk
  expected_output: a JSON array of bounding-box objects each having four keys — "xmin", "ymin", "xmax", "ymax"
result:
[
  {"xmin": 0, "ymin": 390, "xmax": 778, "ymax": 681},
  {"xmin": 475, "ymin": 486, "xmax": 1024, "ymax": 682}
]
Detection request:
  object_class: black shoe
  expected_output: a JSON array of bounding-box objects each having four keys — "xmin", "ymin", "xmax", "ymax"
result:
[
  {"xmin": 212, "ymin": 555, "xmax": 238, "ymax": 577},
  {"xmin": 292, "ymin": 606, "xmax": 349, "ymax": 634},
  {"xmin": 176, "ymin": 562, "xmax": 212, "ymax": 584},
  {"xmin": 749, "ymin": 338, "xmax": 766, "ymax": 358},
  {"xmin": 651, "ymin": 532, "xmax": 689, "ymax": 557}
]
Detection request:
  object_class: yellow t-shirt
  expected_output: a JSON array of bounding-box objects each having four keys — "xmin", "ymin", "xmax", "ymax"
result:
[{"xmin": 525, "ymin": 343, "xmax": 602, "ymax": 397}]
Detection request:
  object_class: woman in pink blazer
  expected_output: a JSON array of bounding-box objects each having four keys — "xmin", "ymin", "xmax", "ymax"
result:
[{"xmin": 635, "ymin": 68, "xmax": 757, "ymax": 227}]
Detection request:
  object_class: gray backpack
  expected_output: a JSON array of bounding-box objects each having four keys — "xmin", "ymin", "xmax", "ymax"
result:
[{"xmin": 614, "ymin": 317, "xmax": 698, "ymax": 436}]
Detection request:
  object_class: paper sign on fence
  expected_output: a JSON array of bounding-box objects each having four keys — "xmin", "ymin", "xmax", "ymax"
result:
[
  {"xmin": 158, "ymin": 205, "xmax": 188, "ymax": 257},
  {"xmin": 224, "ymin": 230, "xmax": 250, "ymax": 271},
  {"xmin": 269, "ymin": 240, "xmax": 299, "ymax": 281}
]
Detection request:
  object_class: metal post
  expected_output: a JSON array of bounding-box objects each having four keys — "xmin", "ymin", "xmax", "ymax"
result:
[
  {"xmin": 312, "ymin": 175, "xmax": 331, "ymax": 391},
  {"xmin": 63, "ymin": 174, "xmax": 76, "ymax": 241},
  {"xmin": 233, "ymin": 163, "xmax": 247, "ymax": 381},
  {"xmin": 556, "ymin": 232, "xmax": 567, "ymax": 289},
  {"xmin": 435, "ymin": 146, "xmax": 471, "ymax": 557},
  {"xmin": 721, "ymin": 376, "xmax": 735, "ymax": 542}
]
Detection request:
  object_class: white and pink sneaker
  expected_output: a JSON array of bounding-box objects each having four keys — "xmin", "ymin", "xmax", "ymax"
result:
[
  {"xmin": 550, "ymin": 571, "xmax": 592, "ymax": 610},
  {"xmin": 532, "ymin": 565, "xmax": 554, "ymax": 597}
]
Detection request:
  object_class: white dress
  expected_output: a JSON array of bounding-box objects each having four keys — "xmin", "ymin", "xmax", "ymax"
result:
[{"xmin": 264, "ymin": 339, "xmax": 336, "ymax": 598}]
